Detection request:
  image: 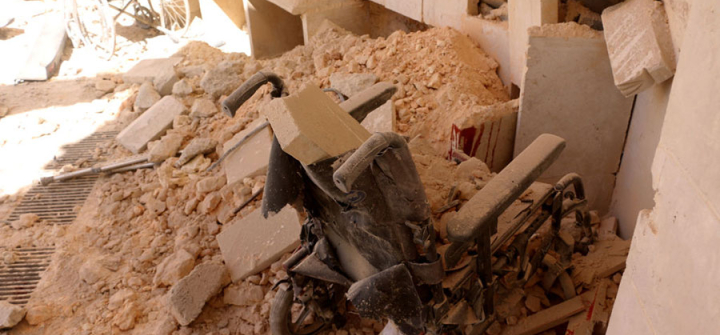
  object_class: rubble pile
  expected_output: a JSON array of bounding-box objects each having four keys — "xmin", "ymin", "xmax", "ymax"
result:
[{"xmin": 2, "ymin": 23, "xmax": 627, "ymax": 335}]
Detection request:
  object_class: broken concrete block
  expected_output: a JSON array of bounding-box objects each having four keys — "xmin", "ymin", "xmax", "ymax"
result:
[
  {"xmin": 450, "ymin": 99, "xmax": 518, "ymax": 173},
  {"xmin": 148, "ymin": 133, "xmax": 184, "ymax": 163},
  {"xmin": 602, "ymin": 0, "xmax": 676, "ymax": 96},
  {"xmin": 95, "ymin": 79, "xmax": 117, "ymax": 93},
  {"xmin": 197, "ymin": 176, "xmax": 227, "ymax": 194},
  {"xmin": 508, "ymin": 0, "xmax": 559, "ymax": 86},
  {"xmin": 199, "ymin": 192, "xmax": 222, "ymax": 214},
  {"xmin": 117, "ymin": 96, "xmax": 188, "ymax": 154},
  {"xmin": 217, "ymin": 205, "xmax": 301, "ymax": 282},
  {"xmin": 200, "ymin": 60, "xmax": 244, "ymax": 98},
  {"xmin": 264, "ymin": 84, "xmax": 371, "ymax": 165},
  {"xmin": 123, "ymin": 58, "xmax": 182, "ymax": 96},
  {"xmin": 0, "ymin": 301, "xmax": 25, "ymax": 329},
  {"xmin": 175, "ymin": 138, "xmax": 218, "ymax": 167},
  {"xmin": 515, "ymin": 22, "xmax": 634, "ymax": 213},
  {"xmin": 329, "ymin": 73, "xmax": 378, "ymax": 98},
  {"xmin": 172, "ymin": 78, "xmax": 193, "ymax": 96},
  {"xmin": 153, "ymin": 249, "xmax": 196, "ymax": 287},
  {"xmin": 223, "ymin": 118, "xmax": 273, "ymax": 187},
  {"xmin": 360, "ymin": 100, "xmax": 395, "ymax": 133},
  {"xmin": 168, "ymin": 263, "xmax": 230, "ymax": 326},
  {"xmin": 189, "ymin": 98, "xmax": 218, "ymax": 118},
  {"xmin": 134, "ymin": 82, "xmax": 161, "ymax": 113}
]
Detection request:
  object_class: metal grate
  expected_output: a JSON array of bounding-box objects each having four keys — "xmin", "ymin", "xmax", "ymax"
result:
[
  {"xmin": 2, "ymin": 175, "xmax": 99, "ymax": 225},
  {"xmin": 0, "ymin": 247, "xmax": 54, "ymax": 306},
  {"xmin": 44, "ymin": 131, "xmax": 118, "ymax": 170}
]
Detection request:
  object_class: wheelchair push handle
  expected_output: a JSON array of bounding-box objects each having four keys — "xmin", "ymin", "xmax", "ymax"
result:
[
  {"xmin": 222, "ymin": 71, "xmax": 284, "ymax": 117},
  {"xmin": 333, "ymin": 132, "xmax": 406, "ymax": 193}
]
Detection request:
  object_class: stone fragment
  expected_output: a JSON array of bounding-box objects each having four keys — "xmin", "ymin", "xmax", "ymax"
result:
[
  {"xmin": 95, "ymin": 79, "xmax": 116, "ymax": 93},
  {"xmin": 79, "ymin": 260, "xmax": 112, "ymax": 285},
  {"xmin": 199, "ymin": 192, "xmax": 221, "ymax": 214},
  {"xmin": 108, "ymin": 289, "xmax": 136, "ymax": 311},
  {"xmin": 113, "ymin": 301, "xmax": 138, "ymax": 330},
  {"xmin": 154, "ymin": 249, "xmax": 196, "ymax": 287},
  {"xmin": 175, "ymin": 138, "xmax": 218, "ymax": 167},
  {"xmin": 25, "ymin": 305, "xmax": 52, "ymax": 325},
  {"xmin": 11, "ymin": 213, "xmax": 38, "ymax": 230},
  {"xmin": 223, "ymin": 283, "xmax": 264, "ymax": 306},
  {"xmin": 197, "ymin": 176, "xmax": 226, "ymax": 194},
  {"xmin": 602, "ymin": 0, "xmax": 676, "ymax": 96},
  {"xmin": 217, "ymin": 205, "xmax": 301, "ymax": 282},
  {"xmin": 134, "ymin": 82, "xmax": 161, "ymax": 113},
  {"xmin": 264, "ymin": 84, "xmax": 371, "ymax": 165},
  {"xmin": 508, "ymin": 0, "xmax": 559, "ymax": 85},
  {"xmin": 172, "ymin": 79, "xmax": 193, "ymax": 96},
  {"xmin": 330, "ymin": 73, "xmax": 378, "ymax": 98},
  {"xmin": 0, "ymin": 301, "xmax": 25, "ymax": 329},
  {"xmin": 222, "ymin": 118, "xmax": 273, "ymax": 187},
  {"xmin": 598, "ymin": 216, "xmax": 619, "ymax": 240},
  {"xmin": 149, "ymin": 133, "xmax": 184, "ymax": 163},
  {"xmin": 168, "ymin": 263, "xmax": 230, "ymax": 326},
  {"xmin": 200, "ymin": 61, "xmax": 244, "ymax": 98},
  {"xmin": 360, "ymin": 100, "xmax": 395, "ymax": 133},
  {"xmin": 123, "ymin": 58, "xmax": 182, "ymax": 96},
  {"xmin": 450, "ymin": 99, "xmax": 519, "ymax": 172},
  {"xmin": 189, "ymin": 98, "xmax": 218, "ymax": 118},
  {"xmin": 117, "ymin": 96, "xmax": 188, "ymax": 154}
]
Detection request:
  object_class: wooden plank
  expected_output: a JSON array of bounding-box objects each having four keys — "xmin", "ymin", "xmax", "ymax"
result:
[
  {"xmin": 502, "ymin": 291, "xmax": 594, "ymax": 335},
  {"xmin": 565, "ymin": 281, "xmax": 608, "ymax": 335}
]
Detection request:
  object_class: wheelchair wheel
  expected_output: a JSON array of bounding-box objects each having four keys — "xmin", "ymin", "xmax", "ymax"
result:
[
  {"xmin": 154, "ymin": 0, "xmax": 191, "ymax": 37},
  {"xmin": 271, "ymin": 283, "xmax": 328, "ymax": 335},
  {"xmin": 74, "ymin": 0, "xmax": 116, "ymax": 59}
]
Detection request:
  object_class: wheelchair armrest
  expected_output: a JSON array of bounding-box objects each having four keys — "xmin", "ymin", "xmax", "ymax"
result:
[{"xmin": 447, "ymin": 134, "xmax": 566, "ymax": 243}]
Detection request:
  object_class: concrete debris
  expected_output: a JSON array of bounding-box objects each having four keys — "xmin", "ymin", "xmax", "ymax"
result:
[
  {"xmin": 134, "ymin": 82, "xmax": 161, "ymax": 113},
  {"xmin": 123, "ymin": 57, "xmax": 182, "ymax": 96},
  {"xmin": 217, "ymin": 205, "xmax": 301, "ymax": 282},
  {"xmin": 154, "ymin": 249, "xmax": 196, "ymax": 287},
  {"xmin": 167, "ymin": 263, "xmax": 230, "ymax": 326},
  {"xmin": 0, "ymin": 301, "xmax": 25, "ymax": 329},
  {"xmin": 223, "ymin": 282, "xmax": 265, "ymax": 306},
  {"xmin": 79, "ymin": 259, "xmax": 112, "ymax": 285},
  {"xmin": 24, "ymin": 305, "xmax": 52, "ymax": 326},
  {"xmin": 148, "ymin": 133, "xmax": 184, "ymax": 163},
  {"xmin": 200, "ymin": 60, "xmax": 244, "ymax": 97},
  {"xmin": 95, "ymin": 79, "xmax": 117, "ymax": 94},
  {"xmin": 117, "ymin": 96, "xmax": 188, "ymax": 154},
  {"xmin": 602, "ymin": 0, "xmax": 676, "ymax": 96},
  {"xmin": 223, "ymin": 118, "xmax": 273, "ymax": 187},
  {"xmin": 196, "ymin": 175, "xmax": 226, "ymax": 194},
  {"xmin": 175, "ymin": 138, "xmax": 218, "ymax": 167},
  {"xmin": 11, "ymin": 213, "xmax": 39, "ymax": 229},
  {"xmin": 172, "ymin": 78, "xmax": 193, "ymax": 96},
  {"xmin": 264, "ymin": 84, "xmax": 371, "ymax": 165},
  {"xmin": 189, "ymin": 98, "xmax": 218, "ymax": 118},
  {"xmin": 329, "ymin": 72, "xmax": 378, "ymax": 97},
  {"xmin": 361, "ymin": 100, "xmax": 395, "ymax": 133}
]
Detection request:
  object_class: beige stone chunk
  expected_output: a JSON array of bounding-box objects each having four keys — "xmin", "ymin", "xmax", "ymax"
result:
[
  {"xmin": 167, "ymin": 263, "xmax": 230, "ymax": 326},
  {"xmin": 602, "ymin": 0, "xmax": 676, "ymax": 96},
  {"xmin": 217, "ymin": 205, "xmax": 301, "ymax": 282},
  {"xmin": 264, "ymin": 84, "xmax": 371, "ymax": 165},
  {"xmin": 153, "ymin": 249, "xmax": 196, "ymax": 287},
  {"xmin": 360, "ymin": 100, "xmax": 395, "ymax": 133},
  {"xmin": 0, "ymin": 301, "xmax": 25, "ymax": 328},
  {"xmin": 116, "ymin": 96, "xmax": 187, "ymax": 154},
  {"xmin": 508, "ymin": 0, "xmax": 559, "ymax": 86},
  {"xmin": 122, "ymin": 57, "xmax": 182, "ymax": 96},
  {"xmin": 223, "ymin": 118, "xmax": 273, "ymax": 187},
  {"xmin": 148, "ymin": 133, "xmax": 184, "ymax": 163}
]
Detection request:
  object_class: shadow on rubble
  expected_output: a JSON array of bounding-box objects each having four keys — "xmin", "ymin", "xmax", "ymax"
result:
[{"xmin": 0, "ymin": 27, "xmax": 24, "ymax": 40}]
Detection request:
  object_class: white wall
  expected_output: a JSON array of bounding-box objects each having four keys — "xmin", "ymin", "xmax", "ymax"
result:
[{"xmin": 607, "ymin": 1, "xmax": 720, "ymax": 333}]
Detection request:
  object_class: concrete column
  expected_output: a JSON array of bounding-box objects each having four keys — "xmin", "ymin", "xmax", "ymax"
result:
[{"xmin": 244, "ymin": 0, "xmax": 304, "ymax": 59}]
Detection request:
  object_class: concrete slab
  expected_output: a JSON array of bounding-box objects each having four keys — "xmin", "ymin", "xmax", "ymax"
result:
[
  {"xmin": 15, "ymin": 13, "xmax": 66, "ymax": 82},
  {"xmin": 602, "ymin": 0, "xmax": 676, "ymax": 96},
  {"xmin": 508, "ymin": 0, "xmax": 558, "ymax": 86},
  {"xmin": 167, "ymin": 263, "xmax": 230, "ymax": 326},
  {"xmin": 515, "ymin": 23, "xmax": 634, "ymax": 213},
  {"xmin": 123, "ymin": 58, "xmax": 182, "ymax": 96},
  {"xmin": 223, "ymin": 118, "xmax": 273, "ymax": 187},
  {"xmin": 116, "ymin": 96, "xmax": 188, "ymax": 154},
  {"xmin": 451, "ymin": 99, "xmax": 518, "ymax": 173},
  {"xmin": 361, "ymin": 100, "xmax": 395, "ymax": 133},
  {"xmin": 217, "ymin": 205, "xmax": 302, "ymax": 282},
  {"xmin": 330, "ymin": 73, "xmax": 378, "ymax": 98},
  {"xmin": 384, "ymin": 0, "xmax": 422, "ymax": 22},
  {"xmin": 245, "ymin": 0, "xmax": 304, "ymax": 59},
  {"xmin": 264, "ymin": 84, "xmax": 371, "ymax": 165}
]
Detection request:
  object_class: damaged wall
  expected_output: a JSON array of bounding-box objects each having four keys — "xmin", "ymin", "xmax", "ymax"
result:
[{"xmin": 607, "ymin": 1, "xmax": 720, "ymax": 333}]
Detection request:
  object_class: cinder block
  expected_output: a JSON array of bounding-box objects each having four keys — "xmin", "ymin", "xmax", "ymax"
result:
[
  {"xmin": 602, "ymin": 0, "xmax": 676, "ymax": 96},
  {"xmin": 217, "ymin": 205, "xmax": 301, "ymax": 282},
  {"xmin": 167, "ymin": 263, "xmax": 230, "ymax": 326},
  {"xmin": 301, "ymin": 0, "xmax": 369, "ymax": 43},
  {"xmin": 423, "ymin": 0, "xmax": 477, "ymax": 31},
  {"xmin": 116, "ymin": 96, "xmax": 188, "ymax": 154},
  {"xmin": 515, "ymin": 23, "xmax": 634, "ymax": 213},
  {"xmin": 122, "ymin": 58, "xmax": 182, "ymax": 96},
  {"xmin": 264, "ymin": 84, "xmax": 371, "ymax": 165},
  {"xmin": 223, "ymin": 118, "xmax": 273, "ymax": 187},
  {"xmin": 508, "ymin": 0, "xmax": 558, "ymax": 86},
  {"xmin": 361, "ymin": 100, "xmax": 395, "ymax": 133},
  {"xmin": 244, "ymin": 0, "xmax": 304, "ymax": 59},
  {"xmin": 450, "ymin": 99, "xmax": 518, "ymax": 172}
]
